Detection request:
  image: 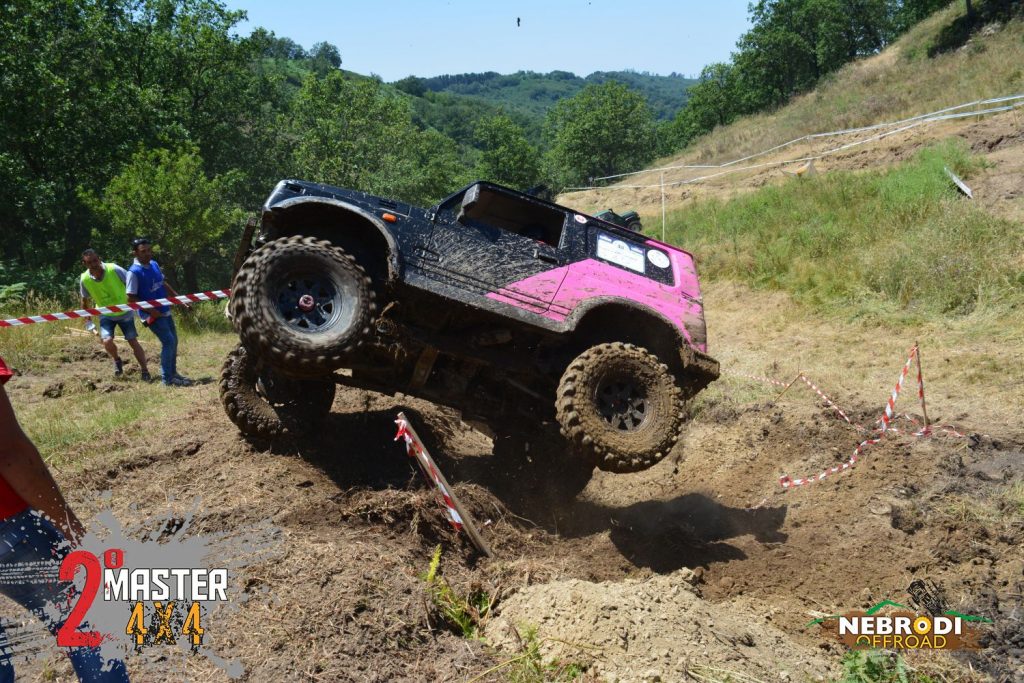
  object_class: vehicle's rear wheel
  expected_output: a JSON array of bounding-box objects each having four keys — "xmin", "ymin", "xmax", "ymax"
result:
[
  {"xmin": 231, "ymin": 235, "xmax": 375, "ymax": 375},
  {"xmin": 220, "ymin": 344, "xmax": 336, "ymax": 438},
  {"xmin": 626, "ymin": 219, "xmax": 643, "ymax": 233},
  {"xmin": 555, "ymin": 342, "xmax": 684, "ymax": 473}
]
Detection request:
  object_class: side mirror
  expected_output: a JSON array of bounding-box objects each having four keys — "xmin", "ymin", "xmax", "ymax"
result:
[{"xmin": 458, "ymin": 184, "xmax": 481, "ymax": 221}]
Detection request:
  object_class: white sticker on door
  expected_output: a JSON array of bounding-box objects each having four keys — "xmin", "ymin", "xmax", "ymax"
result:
[{"xmin": 596, "ymin": 233, "xmax": 645, "ymax": 273}]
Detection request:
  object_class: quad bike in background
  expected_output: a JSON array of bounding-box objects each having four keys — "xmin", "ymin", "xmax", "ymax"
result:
[{"xmin": 221, "ymin": 179, "xmax": 718, "ymax": 498}]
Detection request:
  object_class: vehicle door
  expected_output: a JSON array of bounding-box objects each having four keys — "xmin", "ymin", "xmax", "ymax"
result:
[{"xmin": 423, "ymin": 184, "xmax": 570, "ymax": 315}]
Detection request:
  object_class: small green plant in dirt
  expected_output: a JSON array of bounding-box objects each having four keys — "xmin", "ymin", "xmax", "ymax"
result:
[
  {"xmin": 467, "ymin": 625, "xmax": 587, "ymax": 683},
  {"xmin": 839, "ymin": 650, "xmax": 937, "ymax": 683},
  {"xmin": 502, "ymin": 626, "xmax": 585, "ymax": 683},
  {"xmin": 422, "ymin": 545, "xmax": 492, "ymax": 638}
]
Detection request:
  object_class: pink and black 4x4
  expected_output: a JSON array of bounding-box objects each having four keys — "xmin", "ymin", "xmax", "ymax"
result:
[{"xmin": 224, "ymin": 180, "xmax": 719, "ymax": 494}]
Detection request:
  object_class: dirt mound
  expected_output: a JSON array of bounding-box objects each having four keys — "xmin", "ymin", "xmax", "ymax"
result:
[{"xmin": 485, "ymin": 573, "xmax": 837, "ymax": 681}]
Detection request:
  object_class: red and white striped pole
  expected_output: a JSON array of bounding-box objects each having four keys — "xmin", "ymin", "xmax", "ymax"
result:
[{"xmin": 915, "ymin": 340, "xmax": 931, "ymax": 436}]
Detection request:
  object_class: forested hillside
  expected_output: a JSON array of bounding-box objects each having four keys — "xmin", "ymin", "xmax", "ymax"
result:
[
  {"xmin": 401, "ymin": 70, "xmax": 697, "ymax": 121},
  {"xmin": 2, "ymin": 0, "xmax": 1011, "ymax": 301}
]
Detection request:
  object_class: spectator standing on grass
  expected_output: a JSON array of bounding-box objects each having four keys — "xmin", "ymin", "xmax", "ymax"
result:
[
  {"xmin": 79, "ymin": 249, "xmax": 151, "ymax": 381},
  {"xmin": 125, "ymin": 237, "xmax": 192, "ymax": 387},
  {"xmin": 0, "ymin": 355, "xmax": 130, "ymax": 682}
]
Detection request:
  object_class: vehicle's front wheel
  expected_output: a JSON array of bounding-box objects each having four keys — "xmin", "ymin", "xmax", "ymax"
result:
[
  {"xmin": 231, "ymin": 235, "xmax": 375, "ymax": 375},
  {"xmin": 555, "ymin": 342, "xmax": 684, "ymax": 473},
  {"xmin": 219, "ymin": 344, "xmax": 336, "ymax": 438}
]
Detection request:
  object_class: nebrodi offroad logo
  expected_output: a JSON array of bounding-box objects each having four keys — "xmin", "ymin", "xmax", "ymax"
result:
[{"xmin": 809, "ymin": 581, "xmax": 992, "ymax": 651}]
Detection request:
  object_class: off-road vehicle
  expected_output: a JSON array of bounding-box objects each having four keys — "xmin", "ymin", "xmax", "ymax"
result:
[
  {"xmin": 594, "ymin": 208, "xmax": 643, "ymax": 232},
  {"xmin": 220, "ymin": 180, "xmax": 719, "ymax": 492}
]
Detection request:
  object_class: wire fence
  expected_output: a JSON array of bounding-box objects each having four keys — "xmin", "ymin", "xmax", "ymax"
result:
[{"xmin": 563, "ymin": 93, "xmax": 1024, "ymax": 193}]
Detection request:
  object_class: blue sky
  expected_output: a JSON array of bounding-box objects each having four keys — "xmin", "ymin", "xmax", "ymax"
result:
[{"xmin": 224, "ymin": 1, "xmax": 753, "ymax": 82}]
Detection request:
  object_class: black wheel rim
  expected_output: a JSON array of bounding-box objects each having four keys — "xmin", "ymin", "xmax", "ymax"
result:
[
  {"xmin": 596, "ymin": 378, "xmax": 648, "ymax": 431},
  {"xmin": 274, "ymin": 275, "xmax": 343, "ymax": 333}
]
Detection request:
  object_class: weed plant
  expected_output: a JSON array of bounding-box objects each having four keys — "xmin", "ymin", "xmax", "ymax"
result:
[
  {"xmin": 422, "ymin": 545, "xmax": 492, "ymax": 638},
  {"xmin": 665, "ymin": 142, "xmax": 1023, "ymax": 319}
]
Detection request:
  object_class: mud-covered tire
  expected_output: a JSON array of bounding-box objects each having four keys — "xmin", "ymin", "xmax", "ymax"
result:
[
  {"xmin": 219, "ymin": 344, "xmax": 336, "ymax": 438},
  {"xmin": 556, "ymin": 342, "xmax": 684, "ymax": 473},
  {"xmin": 231, "ymin": 235, "xmax": 375, "ymax": 375},
  {"xmin": 490, "ymin": 427, "xmax": 593, "ymax": 503}
]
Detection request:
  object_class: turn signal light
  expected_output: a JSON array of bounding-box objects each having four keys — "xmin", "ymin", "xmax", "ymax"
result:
[{"xmin": 382, "ymin": 212, "xmax": 398, "ymax": 223}]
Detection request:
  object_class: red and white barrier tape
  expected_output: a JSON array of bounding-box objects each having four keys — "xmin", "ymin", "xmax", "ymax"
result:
[
  {"xmin": 394, "ymin": 414, "xmax": 493, "ymax": 557},
  {"xmin": 798, "ymin": 374, "xmax": 865, "ymax": 432},
  {"xmin": 394, "ymin": 418, "xmax": 464, "ymax": 530},
  {"xmin": 727, "ymin": 370, "xmax": 791, "ymax": 388},
  {"xmin": 0, "ymin": 290, "xmax": 231, "ymax": 328},
  {"xmin": 780, "ymin": 347, "xmax": 918, "ymax": 489}
]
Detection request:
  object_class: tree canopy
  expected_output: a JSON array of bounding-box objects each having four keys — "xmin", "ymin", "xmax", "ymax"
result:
[{"xmin": 543, "ymin": 82, "xmax": 657, "ymax": 188}]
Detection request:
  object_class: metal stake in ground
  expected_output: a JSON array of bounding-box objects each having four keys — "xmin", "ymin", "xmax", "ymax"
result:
[
  {"xmin": 394, "ymin": 412, "xmax": 493, "ymax": 558},
  {"xmin": 915, "ymin": 341, "xmax": 931, "ymax": 434}
]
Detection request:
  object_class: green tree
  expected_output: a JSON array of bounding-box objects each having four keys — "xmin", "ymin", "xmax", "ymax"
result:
[
  {"xmin": 0, "ymin": 0, "xmax": 276, "ymax": 274},
  {"xmin": 668, "ymin": 62, "xmax": 738, "ymax": 148},
  {"xmin": 472, "ymin": 114, "xmax": 540, "ymax": 189},
  {"xmin": 89, "ymin": 146, "xmax": 246, "ymax": 292},
  {"xmin": 543, "ymin": 81, "xmax": 657, "ymax": 188},
  {"xmin": 730, "ymin": 0, "xmax": 894, "ymax": 113},
  {"xmin": 289, "ymin": 72, "xmax": 463, "ymax": 205},
  {"xmin": 309, "ymin": 41, "xmax": 342, "ymax": 76}
]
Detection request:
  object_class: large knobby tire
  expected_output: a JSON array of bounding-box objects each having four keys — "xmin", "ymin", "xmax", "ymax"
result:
[
  {"xmin": 556, "ymin": 342, "xmax": 684, "ymax": 473},
  {"xmin": 231, "ymin": 236, "xmax": 375, "ymax": 375},
  {"xmin": 220, "ymin": 344, "xmax": 336, "ymax": 438}
]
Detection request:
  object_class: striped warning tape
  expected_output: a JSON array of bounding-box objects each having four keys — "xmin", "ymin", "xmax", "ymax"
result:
[
  {"xmin": 0, "ymin": 290, "xmax": 231, "ymax": 328},
  {"xmin": 780, "ymin": 347, "xmax": 918, "ymax": 489},
  {"xmin": 394, "ymin": 414, "xmax": 493, "ymax": 557},
  {"xmin": 798, "ymin": 374, "xmax": 866, "ymax": 432},
  {"xmin": 394, "ymin": 417, "xmax": 464, "ymax": 530}
]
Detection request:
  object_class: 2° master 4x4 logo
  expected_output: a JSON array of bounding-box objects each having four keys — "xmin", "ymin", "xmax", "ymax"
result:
[{"xmin": 809, "ymin": 580, "xmax": 992, "ymax": 650}]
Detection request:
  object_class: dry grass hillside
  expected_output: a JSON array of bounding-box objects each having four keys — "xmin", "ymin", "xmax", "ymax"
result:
[{"xmin": 563, "ymin": 4, "xmax": 1024, "ymax": 224}]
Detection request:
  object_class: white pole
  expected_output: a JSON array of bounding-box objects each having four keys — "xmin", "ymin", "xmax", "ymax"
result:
[{"xmin": 660, "ymin": 172, "xmax": 666, "ymax": 241}]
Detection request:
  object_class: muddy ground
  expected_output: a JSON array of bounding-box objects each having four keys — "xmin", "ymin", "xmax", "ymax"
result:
[{"xmin": 2, "ymin": 282, "xmax": 1021, "ymax": 683}]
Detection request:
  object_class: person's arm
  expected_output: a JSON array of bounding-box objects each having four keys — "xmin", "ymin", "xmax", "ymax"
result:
[
  {"xmin": 0, "ymin": 386, "xmax": 85, "ymax": 544},
  {"xmin": 79, "ymin": 281, "xmax": 94, "ymax": 326},
  {"xmin": 163, "ymin": 282, "xmax": 191, "ymax": 310}
]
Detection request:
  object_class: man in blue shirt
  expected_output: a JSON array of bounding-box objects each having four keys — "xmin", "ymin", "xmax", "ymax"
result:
[{"xmin": 125, "ymin": 238, "xmax": 193, "ymax": 387}]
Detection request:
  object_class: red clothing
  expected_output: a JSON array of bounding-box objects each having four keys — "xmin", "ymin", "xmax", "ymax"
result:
[{"xmin": 0, "ymin": 356, "xmax": 30, "ymax": 519}]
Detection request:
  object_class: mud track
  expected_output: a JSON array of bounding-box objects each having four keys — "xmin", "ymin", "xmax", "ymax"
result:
[{"xmin": 5, "ymin": 343, "xmax": 1017, "ymax": 681}]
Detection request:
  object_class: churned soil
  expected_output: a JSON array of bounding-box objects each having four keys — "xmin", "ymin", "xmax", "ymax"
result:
[{"xmin": 5, "ymin": 282, "xmax": 1021, "ymax": 683}]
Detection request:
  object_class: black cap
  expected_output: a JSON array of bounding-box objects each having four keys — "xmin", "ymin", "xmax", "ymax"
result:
[{"xmin": 131, "ymin": 237, "xmax": 151, "ymax": 248}]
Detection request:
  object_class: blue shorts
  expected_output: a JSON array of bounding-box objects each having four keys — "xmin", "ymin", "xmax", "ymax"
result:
[{"xmin": 99, "ymin": 315, "xmax": 138, "ymax": 341}]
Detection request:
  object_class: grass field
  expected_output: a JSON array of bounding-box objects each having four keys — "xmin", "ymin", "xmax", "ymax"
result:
[
  {"xmin": 0, "ymin": 297, "xmax": 235, "ymax": 470},
  {"xmin": 665, "ymin": 141, "xmax": 1024, "ymax": 323}
]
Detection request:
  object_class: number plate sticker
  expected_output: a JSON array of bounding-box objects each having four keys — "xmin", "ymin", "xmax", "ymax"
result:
[{"xmin": 596, "ymin": 233, "xmax": 645, "ymax": 273}]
